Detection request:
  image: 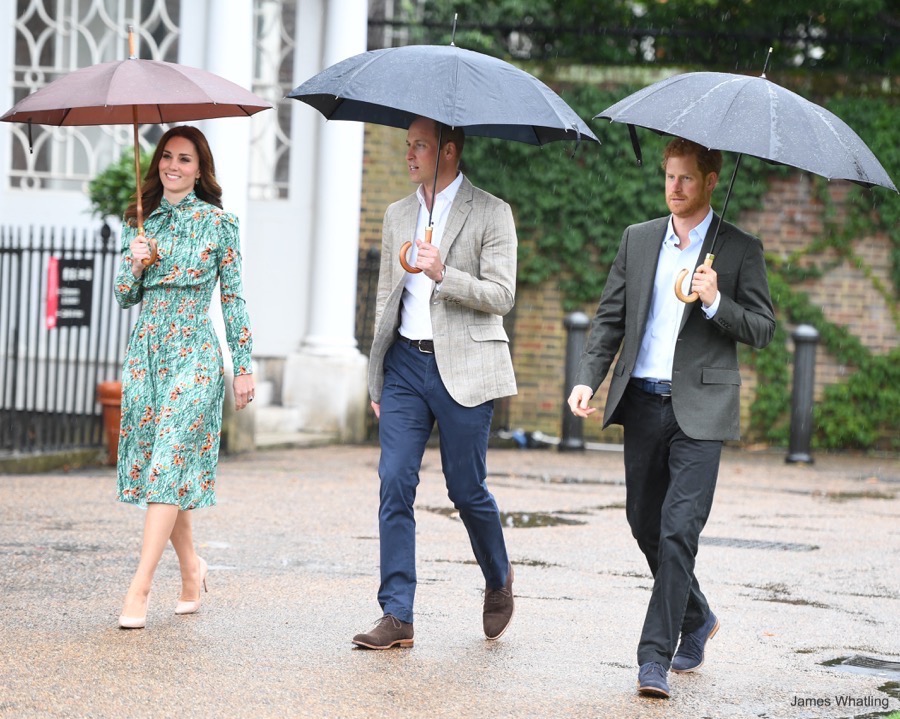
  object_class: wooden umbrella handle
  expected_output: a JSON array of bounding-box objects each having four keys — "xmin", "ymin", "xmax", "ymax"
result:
[
  {"xmin": 399, "ymin": 225, "xmax": 433, "ymax": 274},
  {"xmin": 141, "ymin": 237, "xmax": 158, "ymax": 267},
  {"xmin": 674, "ymin": 253, "xmax": 714, "ymax": 303}
]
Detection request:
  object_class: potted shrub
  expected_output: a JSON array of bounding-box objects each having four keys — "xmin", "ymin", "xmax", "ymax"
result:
[
  {"xmin": 88, "ymin": 149, "xmax": 150, "ymax": 464},
  {"xmin": 87, "ymin": 148, "xmax": 151, "ymax": 223}
]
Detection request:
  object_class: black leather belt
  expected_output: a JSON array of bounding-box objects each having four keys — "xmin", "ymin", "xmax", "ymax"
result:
[
  {"xmin": 630, "ymin": 377, "xmax": 672, "ymax": 396},
  {"xmin": 399, "ymin": 336, "xmax": 435, "ymax": 354}
]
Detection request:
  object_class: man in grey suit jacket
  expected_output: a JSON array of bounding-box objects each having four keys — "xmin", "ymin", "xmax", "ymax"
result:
[
  {"xmin": 568, "ymin": 138, "xmax": 775, "ymax": 698},
  {"xmin": 352, "ymin": 116, "xmax": 517, "ymax": 650}
]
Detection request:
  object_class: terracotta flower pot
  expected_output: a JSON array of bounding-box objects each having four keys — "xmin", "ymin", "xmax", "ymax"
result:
[{"xmin": 96, "ymin": 380, "xmax": 122, "ymax": 466}]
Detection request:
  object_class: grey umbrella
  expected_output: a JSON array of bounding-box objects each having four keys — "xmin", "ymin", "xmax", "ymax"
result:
[
  {"xmin": 288, "ymin": 44, "xmax": 599, "ymax": 146},
  {"xmin": 595, "ymin": 50, "xmax": 897, "ymax": 301},
  {"xmin": 288, "ymin": 43, "xmax": 599, "ymax": 273}
]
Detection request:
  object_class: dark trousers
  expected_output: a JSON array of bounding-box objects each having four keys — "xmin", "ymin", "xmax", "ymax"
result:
[
  {"xmin": 621, "ymin": 383, "xmax": 722, "ymax": 668},
  {"xmin": 376, "ymin": 340, "xmax": 510, "ymax": 624}
]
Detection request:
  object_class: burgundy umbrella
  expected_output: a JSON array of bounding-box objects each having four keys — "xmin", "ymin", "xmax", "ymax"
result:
[{"xmin": 1, "ymin": 28, "xmax": 272, "ymax": 257}]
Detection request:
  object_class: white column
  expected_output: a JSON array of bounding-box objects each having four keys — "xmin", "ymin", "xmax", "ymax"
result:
[
  {"xmin": 301, "ymin": 0, "xmax": 368, "ymax": 356},
  {"xmin": 185, "ymin": 0, "xmax": 257, "ymax": 450},
  {"xmin": 200, "ymin": 0, "xmax": 254, "ymax": 230},
  {"xmin": 281, "ymin": 0, "xmax": 369, "ymax": 442}
]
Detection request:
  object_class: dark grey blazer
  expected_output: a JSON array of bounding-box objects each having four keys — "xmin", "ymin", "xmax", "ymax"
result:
[{"xmin": 574, "ymin": 213, "xmax": 776, "ymax": 441}]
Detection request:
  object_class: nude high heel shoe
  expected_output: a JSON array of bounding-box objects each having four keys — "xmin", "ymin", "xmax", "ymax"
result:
[
  {"xmin": 119, "ymin": 593, "xmax": 151, "ymax": 629},
  {"xmin": 175, "ymin": 557, "xmax": 208, "ymax": 615}
]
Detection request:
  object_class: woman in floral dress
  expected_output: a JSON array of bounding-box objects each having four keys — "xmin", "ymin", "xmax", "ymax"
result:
[{"xmin": 114, "ymin": 125, "xmax": 254, "ymax": 628}]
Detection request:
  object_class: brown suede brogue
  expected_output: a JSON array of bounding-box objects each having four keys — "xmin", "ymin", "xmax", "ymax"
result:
[
  {"xmin": 483, "ymin": 563, "xmax": 515, "ymax": 640},
  {"xmin": 352, "ymin": 614, "xmax": 414, "ymax": 649}
]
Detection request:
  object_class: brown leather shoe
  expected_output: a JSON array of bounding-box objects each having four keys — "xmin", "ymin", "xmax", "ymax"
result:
[
  {"xmin": 483, "ymin": 564, "xmax": 515, "ymax": 640},
  {"xmin": 352, "ymin": 614, "xmax": 414, "ymax": 649}
]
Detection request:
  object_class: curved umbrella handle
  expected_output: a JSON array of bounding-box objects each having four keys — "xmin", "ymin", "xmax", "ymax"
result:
[
  {"xmin": 141, "ymin": 237, "xmax": 158, "ymax": 267},
  {"xmin": 399, "ymin": 225, "xmax": 433, "ymax": 274},
  {"xmin": 674, "ymin": 253, "xmax": 714, "ymax": 303}
]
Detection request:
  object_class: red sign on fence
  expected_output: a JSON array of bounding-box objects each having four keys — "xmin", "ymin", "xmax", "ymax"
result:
[
  {"xmin": 46, "ymin": 257, "xmax": 59, "ymax": 329},
  {"xmin": 45, "ymin": 257, "xmax": 94, "ymax": 329}
]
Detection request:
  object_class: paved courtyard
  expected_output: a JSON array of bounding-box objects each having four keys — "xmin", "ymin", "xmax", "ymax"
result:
[{"xmin": 1, "ymin": 445, "xmax": 899, "ymax": 718}]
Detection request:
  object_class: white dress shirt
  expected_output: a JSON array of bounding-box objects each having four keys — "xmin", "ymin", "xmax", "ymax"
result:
[
  {"xmin": 399, "ymin": 171, "xmax": 464, "ymax": 340},
  {"xmin": 632, "ymin": 208, "xmax": 719, "ymax": 381}
]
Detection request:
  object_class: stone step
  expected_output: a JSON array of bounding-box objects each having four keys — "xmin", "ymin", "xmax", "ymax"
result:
[
  {"xmin": 255, "ymin": 430, "xmax": 337, "ymax": 449},
  {"xmin": 253, "ymin": 405, "xmax": 337, "ymax": 448}
]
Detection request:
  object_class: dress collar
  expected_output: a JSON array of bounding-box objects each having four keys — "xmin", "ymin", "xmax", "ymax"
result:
[{"xmin": 159, "ymin": 191, "xmax": 198, "ymax": 211}]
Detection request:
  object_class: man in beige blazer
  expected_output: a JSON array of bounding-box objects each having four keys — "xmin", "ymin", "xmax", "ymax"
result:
[{"xmin": 352, "ymin": 116, "xmax": 517, "ymax": 650}]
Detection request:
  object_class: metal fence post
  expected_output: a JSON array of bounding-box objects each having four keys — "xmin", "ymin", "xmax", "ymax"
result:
[
  {"xmin": 560, "ymin": 311, "xmax": 590, "ymax": 452},
  {"xmin": 786, "ymin": 324, "xmax": 819, "ymax": 464}
]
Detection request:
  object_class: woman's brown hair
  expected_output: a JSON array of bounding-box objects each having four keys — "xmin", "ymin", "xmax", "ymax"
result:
[{"xmin": 124, "ymin": 125, "xmax": 223, "ymax": 226}]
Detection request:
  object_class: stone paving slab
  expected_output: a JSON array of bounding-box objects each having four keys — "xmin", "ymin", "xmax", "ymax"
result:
[{"xmin": 1, "ymin": 446, "xmax": 899, "ymax": 719}]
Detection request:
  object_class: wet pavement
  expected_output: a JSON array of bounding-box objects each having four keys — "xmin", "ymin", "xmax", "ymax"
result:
[{"xmin": 1, "ymin": 445, "xmax": 899, "ymax": 719}]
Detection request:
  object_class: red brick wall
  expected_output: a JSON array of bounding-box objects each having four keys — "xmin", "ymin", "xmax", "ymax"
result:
[
  {"xmin": 358, "ymin": 127, "xmax": 897, "ymax": 445},
  {"xmin": 360, "ymin": 124, "xmax": 410, "ymax": 251}
]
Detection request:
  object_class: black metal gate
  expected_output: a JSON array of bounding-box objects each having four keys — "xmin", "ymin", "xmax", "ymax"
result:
[{"xmin": 0, "ymin": 223, "xmax": 138, "ymax": 456}]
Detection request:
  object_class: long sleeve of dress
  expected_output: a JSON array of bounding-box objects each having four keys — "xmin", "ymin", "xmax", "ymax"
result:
[
  {"xmin": 114, "ymin": 223, "xmax": 144, "ymax": 308},
  {"xmin": 216, "ymin": 214, "xmax": 253, "ymax": 376}
]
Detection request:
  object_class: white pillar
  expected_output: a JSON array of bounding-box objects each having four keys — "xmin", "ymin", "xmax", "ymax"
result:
[
  {"xmin": 282, "ymin": 0, "xmax": 369, "ymax": 442},
  {"xmin": 200, "ymin": 0, "xmax": 254, "ymax": 230},
  {"xmin": 184, "ymin": 0, "xmax": 257, "ymax": 449},
  {"xmin": 302, "ymin": 0, "xmax": 367, "ymax": 355}
]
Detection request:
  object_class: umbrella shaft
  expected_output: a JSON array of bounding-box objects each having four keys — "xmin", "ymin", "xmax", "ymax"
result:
[
  {"xmin": 132, "ymin": 109, "xmax": 143, "ymax": 233},
  {"xmin": 710, "ymin": 153, "xmax": 743, "ymax": 257}
]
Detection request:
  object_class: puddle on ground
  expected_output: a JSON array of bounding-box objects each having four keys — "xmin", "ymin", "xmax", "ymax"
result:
[
  {"xmin": 761, "ymin": 597, "xmax": 830, "ymax": 609},
  {"xmin": 817, "ymin": 490, "xmax": 896, "ymax": 502},
  {"xmin": 488, "ymin": 472, "xmax": 622, "ymax": 486},
  {"xmin": 502, "ymin": 511, "xmax": 586, "ymax": 528},
  {"xmin": 608, "ymin": 570, "xmax": 647, "ymax": 578},
  {"xmin": 422, "ymin": 505, "xmax": 586, "ymax": 528},
  {"xmin": 430, "ymin": 557, "xmax": 560, "ymax": 568},
  {"xmin": 821, "ymin": 656, "xmax": 900, "ymax": 680}
]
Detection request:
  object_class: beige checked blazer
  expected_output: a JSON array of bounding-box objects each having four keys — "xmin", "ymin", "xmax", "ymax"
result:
[{"xmin": 367, "ymin": 176, "xmax": 518, "ymax": 408}]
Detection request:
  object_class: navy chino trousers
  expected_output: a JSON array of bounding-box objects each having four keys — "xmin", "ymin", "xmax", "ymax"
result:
[{"xmin": 376, "ymin": 340, "xmax": 510, "ymax": 624}]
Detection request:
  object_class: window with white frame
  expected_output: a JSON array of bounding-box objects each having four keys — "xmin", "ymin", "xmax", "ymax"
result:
[
  {"xmin": 249, "ymin": 0, "xmax": 294, "ymax": 200},
  {"xmin": 9, "ymin": 0, "xmax": 179, "ymax": 193},
  {"xmin": 8, "ymin": 0, "xmax": 293, "ymax": 200}
]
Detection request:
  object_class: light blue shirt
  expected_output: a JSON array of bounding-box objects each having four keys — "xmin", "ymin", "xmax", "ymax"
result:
[{"xmin": 632, "ymin": 208, "xmax": 719, "ymax": 381}]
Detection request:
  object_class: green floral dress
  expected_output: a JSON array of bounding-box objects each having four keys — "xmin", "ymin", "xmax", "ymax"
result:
[{"xmin": 114, "ymin": 192, "xmax": 253, "ymax": 510}]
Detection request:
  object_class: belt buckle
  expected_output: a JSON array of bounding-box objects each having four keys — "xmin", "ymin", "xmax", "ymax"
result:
[
  {"xmin": 416, "ymin": 340, "xmax": 434, "ymax": 354},
  {"xmin": 658, "ymin": 380, "xmax": 672, "ymax": 397}
]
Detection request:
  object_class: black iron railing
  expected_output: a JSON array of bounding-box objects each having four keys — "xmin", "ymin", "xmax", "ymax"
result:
[{"xmin": 0, "ymin": 223, "xmax": 138, "ymax": 456}]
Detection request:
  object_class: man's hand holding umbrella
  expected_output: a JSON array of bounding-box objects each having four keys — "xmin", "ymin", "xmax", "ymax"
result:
[{"xmin": 413, "ymin": 238, "xmax": 445, "ymax": 282}]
